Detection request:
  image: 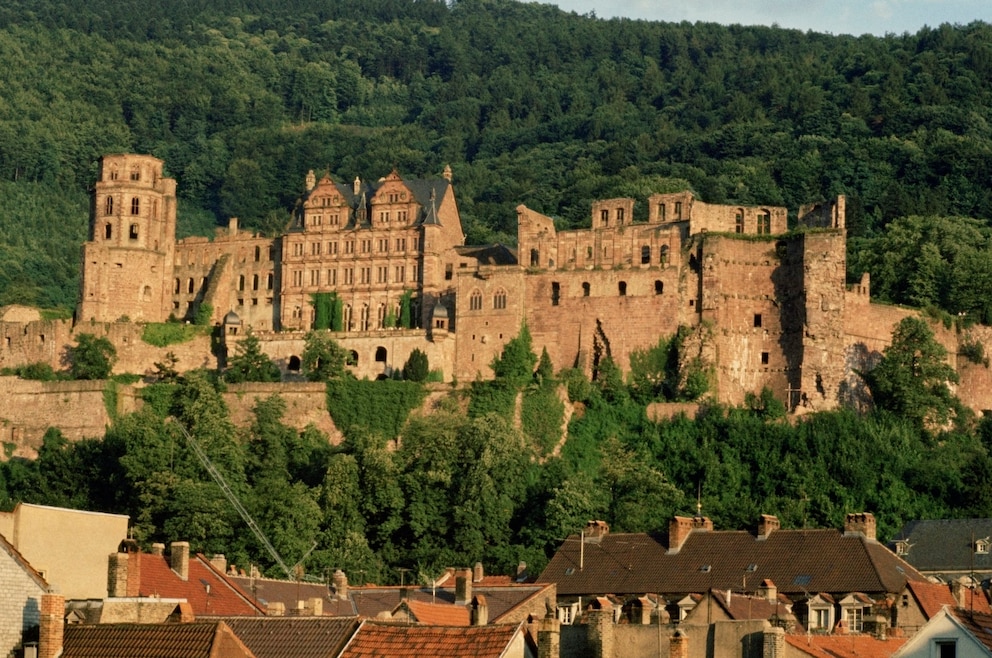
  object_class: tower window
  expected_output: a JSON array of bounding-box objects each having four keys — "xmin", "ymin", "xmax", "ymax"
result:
[
  {"xmin": 129, "ymin": 224, "xmax": 139, "ymax": 240},
  {"xmin": 758, "ymin": 211, "xmax": 771, "ymax": 234},
  {"xmin": 601, "ymin": 209, "xmax": 609, "ymax": 226},
  {"xmin": 660, "ymin": 245, "xmax": 670, "ymax": 266},
  {"xmin": 493, "ymin": 290, "xmax": 507, "ymax": 310},
  {"xmin": 130, "ymin": 167, "xmax": 141, "ymax": 181},
  {"xmin": 736, "ymin": 210, "xmax": 745, "ymax": 233},
  {"xmin": 754, "ymin": 314, "xmax": 762, "ymax": 328},
  {"xmin": 619, "ymin": 281, "xmax": 627, "ymax": 296},
  {"xmin": 582, "ymin": 282, "xmax": 590, "ymax": 297},
  {"xmin": 551, "ymin": 282, "xmax": 560, "ymax": 306},
  {"xmin": 617, "ymin": 208, "xmax": 625, "ymax": 224},
  {"xmin": 530, "ymin": 249, "xmax": 540, "ymax": 267},
  {"xmin": 105, "ymin": 196, "xmax": 113, "ymax": 215},
  {"xmin": 761, "ymin": 352, "xmax": 769, "ymax": 365},
  {"xmin": 655, "ymin": 281, "xmax": 664, "ymax": 295},
  {"xmin": 675, "ymin": 201, "xmax": 682, "ymax": 219},
  {"xmin": 470, "ymin": 290, "xmax": 482, "ymax": 311},
  {"xmin": 658, "ymin": 204, "xmax": 666, "ymax": 221},
  {"xmin": 131, "ymin": 197, "xmax": 140, "ymax": 215},
  {"xmin": 104, "ymin": 223, "xmax": 112, "ymax": 240}
]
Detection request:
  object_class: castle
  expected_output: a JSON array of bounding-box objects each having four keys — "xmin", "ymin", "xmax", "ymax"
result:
[{"xmin": 6, "ymin": 152, "xmax": 992, "ymax": 421}]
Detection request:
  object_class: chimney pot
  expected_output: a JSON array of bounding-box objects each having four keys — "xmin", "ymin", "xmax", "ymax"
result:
[
  {"xmin": 210, "ymin": 554, "xmax": 227, "ymax": 574},
  {"xmin": 332, "ymin": 569, "xmax": 349, "ymax": 600},
  {"xmin": 473, "ymin": 562, "xmax": 484, "ymax": 583},
  {"xmin": 151, "ymin": 543, "xmax": 165, "ymax": 556},
  {"xmin": 170, "ymin": 541, "xmax": 190, "ymax": 581}
]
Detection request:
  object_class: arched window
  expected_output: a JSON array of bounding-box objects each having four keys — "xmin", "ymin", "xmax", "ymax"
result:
[
  {"xmin": 757, "ymin": 210, "xmax": 771, "ymax": 234},
  {"xmin": 238, "ymin": 275, "xmax": 245, "ymax": 291},
  {"xmin": 655, "ymin": 280, "xmax": 664, "ymax": 295},
  {"xmin": 347, "ymin": 350, "xmax": 359, "ymax": 366},
  {"xmin": 618, "ymin": 281, "xmax": 627, "ymax": 296},
  {"xmin": 660, "ymin": 245, "xmax": 670, "ymax": 266},
  {"xmin": 104, "ymin": 223, "xmax": 113, "ymax": 240},
  {"xmin": 130, "ymin": 197, "xmax": 140, "ymax": 215},
  {"xmin": 641, "ymin": 245, "xmax": 651, "ymax": 264},
  {"xmin": 377, "ymin": 304, "xmax": 386, "ymax": 329},
  {"xmin": 187, "ymin": 278, "xmax": 195, "ymax": 294},
  {"xmin": 254, "ymin": 246, "xmax": 261, "ymax": 261},
  {"xmin": 470, "ymin": 289, "xmax": 483, "ymax": 311},
  {"xmin": 360, "ymin": 304, "xmax": 370, "ymax": 331},
  {"xmin": 582, "ymin": 282, "xmax": 590, "ymax": 297},
  {"xmin": 288, "ymin": 356, "xmax": 301, "ymax": 372},
  {"xmin": 252, "ymin": 274, "xmax": 259, "ymax": 291},
  {"xmin": 735, "ymin": 209, "xmax": 745, "ymax": 233},
  {"xmin": 530, "ymin": 249, "xmax": 540, "ymax": 267},
  {"xmin": 174, "ymin": 278, "xmax": 180, "ymax": 294},
  {"xmin": 493, "ymin": 289, "xmax": 507, "ymax": 310},
  {"xmin": 142, "ymin": 285, "xmax": 152, "ymax": 302},
  {"xmin": 344, "ymin": 304, "xmax": 352, "ymax": 331},
  {"xmin": 105, "ymin": 196, "xmax": 113, "ymax": 215},
  {"xmin": 267, "ymin": 273, "xmax": 274, "ymax": 290},
  {"xmin": 375, "ymin": 346, "xmax": 387, "ymax": 362}
]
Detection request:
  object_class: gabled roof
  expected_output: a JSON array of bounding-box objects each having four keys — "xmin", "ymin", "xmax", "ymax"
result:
[
  {"xmin": 710, "ymin": 590, "xmax": 791, "ymax": 621},
  {"xmin": 784, "ymin": 633, "xmax": 906, "ymax": 658},
  {"xmin": 947, "ymin": 607, "xmax": 992, "ymax": 651},
  {"xmin": 62, "ymin": 621, "xmax": 255, "ymax": 658},
  {"xmin": 226, "ymin": 574, "xmax": 356, "ymax": 616},
  {"xmin": 906, "ymin": 580, "xmax": 992, "ymax": 618},
  {"xmin": 220, "ymin": 616, "xmax": 360, "ymax": 658},
  {"xmin": 0, "ymin": 531, "xmax": 49, "ymax": 591},
  {"xmin": 538, "ymin": 528, "xmax": 924, "ymax": 598},
  {"xmin": 135, "ymin": 553, "xmax": 264, "ymax": 616},
  {"xmin": 891, "ymin": 519, "xmax": 992, "ymax": 573},
  {"xmin": 400, "ymin": 600, "xmax": 470, "ymax": 626},
  {"xmin": 347, "ymin": 584, "xmax": 550, "ymax": 623},
  {"xmin": 339, "ymin": 620, "xmax": 526, "ymax": 658}
]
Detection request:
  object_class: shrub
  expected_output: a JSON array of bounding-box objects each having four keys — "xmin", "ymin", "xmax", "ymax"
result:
[
  {"xmin": 67, "ymin": 333, "xmax": 116, "ymax": 380},
  {"xmin": 142, "ymin": 323, "xmax": 205, "ymax": 347},
  {"xmin": 402, "ymin": 349, "xmax": 430, "ymax": 382}
]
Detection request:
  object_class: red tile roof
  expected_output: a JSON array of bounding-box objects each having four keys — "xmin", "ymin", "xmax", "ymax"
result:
[
  {"xmin": 906, "ymin": 580, "xmax": 992, "ymax": 618},
  {"xmin": 62, "ymin": 621, "xmax": 255, "ymax": 658},
  {"xmin": 136, "ymin": 553, "xmax": 264, "ymax": 616},
  {"xmin": 784, "ymin": 633, "xmax": 906, "ymax": 658},
  {"xmin": 339, "ymin": 621, "xmax": 525, "ymax": 658},
  {"xmin": 347, "ymin": 584, "xmax": 550, "ymax": 622},
  {"xmin": 402, "ymin": 600, "xmax": 471, "ymax": 626},
  {"xmin": 948, "ymin": 608, "xmax": 992, "ymax": 651}
]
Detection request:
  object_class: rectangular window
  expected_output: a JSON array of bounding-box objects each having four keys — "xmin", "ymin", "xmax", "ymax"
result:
[
  {"xmin": 379, "ymin": 239, "xmax": 388, "ymax": 252},
  {"xmin": 345, "ymin": 241, "xmax": 355, "ymax": 254},
  {"xmin": 361, "ymin": 239, "xmax": 371, "ymax": 253},
  {"xmin": 330, "ymin": 213, "xmax": 339, "ymax": 226},
  {"xmin": 551, "ymin": 282, "xmax": 560, "ymax": 306},
  {"xmin": 937, "ymin": 641, "xmax": 957, "ymax": 658},
  {"xmin": 292, "ymin": 270, "xmax": 303, "ymax": 287},
  {"xmin": 659, "ymin": 204, "xmax": 666, "ymax": 221},
  {"xmin": 600, "ymin": 209, "xmax": 609, "ymax": 225},
  {"xmin": 397, "ymin": 210, "xmax": 408, "ymax": 222},
  {"xmin": 675, "ymin": 201, "xmax": 682, "ymax": 219},
  {"xmin": 311, "ymin": 242, "xmax": 321, "ymax": 255},
  {"xmin": 329, "ymin": 269, "xmax": 337, "ymax": 285},
  {"xmin": 294, "ymin": 242, "xmax": 304, "ymax": 256},
  {"xmin": 377, "ymin": 266, "xmax": 387, "ymax": 283},
  {"xmin": 844, "ymin": 608, "xmax": 863, "ymax": 632},
  {"xmin": 412, "ymin": 237, "xmax": 420, "ymax": 250},
  {"xmin": 395, "ymin": 265, "xmax": 405, "ymax": 282},
  {"xmin": 617, "ymin": 207, "xmax": 625, "ymax": 223},
  {"xmin": 329, "ymin": 241, "xmax": 338, "ymax": 255},
  {"xmin": 761, "ymin": 352, "xmax": 769, "ymax": 365},
  {"xmin": 754, "ymin": 314, "xmax": 762, "ymax": 328},
  {"xmin": 361, "ymin": 267, "xmax": 371, "ymax": 284},
  {"xmin": 344, "ymin": 269, "xmax": 354, "ymax": 284},
  {"xmin": 310, "ymin": 270, "xmax": 319, "ymax": 286}
]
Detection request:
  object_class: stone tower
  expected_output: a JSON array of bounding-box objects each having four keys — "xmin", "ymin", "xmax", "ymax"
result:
[{"xmin": 78, "ymin": 154, "xmax": 177, "ymax": 323}]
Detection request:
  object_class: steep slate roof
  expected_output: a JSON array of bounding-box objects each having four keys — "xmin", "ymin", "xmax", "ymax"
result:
[
  {"xmin": 538, "ymin": 528, "xmax": 924, "ymax": 598},
  {"xmin": 135, "ymin": 553, "xmax": 264, "ymax": 616},
  {"xmin": 302, "ymin": 176, "xmax": 452, "ymax": 228},
  {"xmin": 906, "ymin": 580, "xmax": 992, "ymax": 618},
  {"xmin": 226, "ymin": 575, "xmax": 356, "ymax": 616},
  {"xmin": 220, "ymin": 616, "xmax": 360, "ymax": 658},
  {"xmin": 339, "ymin": 620, "xmax": 525, "ymax": 658},
  {"xmin": 891, "ymin": 518, "xmax": 992, "ymax": 573},
  {"xmin": 783, "ymin": 633, "xmax": 906, "ymax": 657},
  {"xmin": 62, "ymin": 621, "xmax": 254, "ymax": 658}
]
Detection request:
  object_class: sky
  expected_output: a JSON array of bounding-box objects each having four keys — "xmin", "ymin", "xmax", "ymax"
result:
[{"xmin": 535, "ymin": 0, "xmax": 992, "ymax": 37}]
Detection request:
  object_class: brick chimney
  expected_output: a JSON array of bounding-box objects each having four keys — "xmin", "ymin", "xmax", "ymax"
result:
[
  {"xmin": 108, "ymin": 539, "xmax": 141, "ymax": 598},
  {"xmin": 332, "ymin": 569, "xmax": 349, "ymax": 600},
  {"xmin": 38, "ymin": 594, "xmax": 64, "ymax": 658},
  {"xmin": 843, "ymin": 513, "xmax": 876, "ymax": 541},
  {"xmin": 537, "ymin": 616, "xmax": 561, "ymax": 658},
  {"xmin": 170, "ymin": 541, "xmax": 190, "ymax": 580},
  {"xmin": 667, "ymin": 516, "xmax": 713, "ymax": 554},
  {"xmin": 151, "ymin": 543, "xmax": 165, "ymax": 556},
  {"xmin": 669, "ymin": 629, "xmax": 688, "ymax": 658},
  {"xmin": 757, "ymin": 579, "xmax": 777, "ymax": 603},
  {"xmin": 762, "ymin": 626, "xmax": 785, "ymax": 657},
  {"xmin": 473, "ymin": 561, "xmax": 484, "ymax": 583},
  {"xmin": 455, "ymin": 568, "xmax": 473, "ymax": 605},
  {"xmin": 585, "ymin": 520, "xmax": 610, "ymax": 542},
  {"xmin": 585, "ymin": 605, "xmax": 614, "ymax": 658},
  {"xmin": 951, "ymin": 578, "xmax": 967, "ymax": 608},
  {"xmin": 472, "ymin": 594, "xmax": 488, "ymax": 626},
  {"xmin": 210, "ymin": 554, "xmax": 227, "ymax": 574},
  {"xmin": 757, "ymin": 515, "xmax": 780, "ymax": 540}
]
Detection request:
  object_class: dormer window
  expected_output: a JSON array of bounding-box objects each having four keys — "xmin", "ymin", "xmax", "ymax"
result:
[
  {"xmin": 806, "ymin": 594, "xmax": 834, "ymax": 632},
  {"xmin": 838, "ymin": 594, "xmax": 871, "ymax": 632},
  {"xmin": 677, "ymin": 595, "xmax": 697, "ymax": 621},
  {"xmin": 976, "ymin": 538, "xmax": 990, "ymax": 555},
  {"xmin": 895, "ymin": 540, "xmax": 911, "ymax": 556}
]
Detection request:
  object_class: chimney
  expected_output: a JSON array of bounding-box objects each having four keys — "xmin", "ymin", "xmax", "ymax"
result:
[
  {"xmin": 844, "ymin": 513, "xmax": 876, "ymax": 541},
  {"xmin": 537, "ymin": 616, "xmax": 561, "ymax": 658},
  {"xmin": 586, "ymin": 606, "xmax": 614, "ymax": 658},
  {"xmin": 151, "ymin": 543, "xmax": 165, "ymax": 556},
  {"xmin": 107, "ymin": 552, "xmax": 128, "ymax": 598},
  {"xmin": 473, "ymin": 561, "xmax": 484, "ymax": 583},
  {"xmin": 762, "ymin": 626, "xmax": 785, "ymax": 658},
  {"xmin": 951, "ymin": 578, "xmax": 967, "ymax": 608},
  {"xmin": 584, "ymin": 520, "xmax": 610, "ymax": 543},
  {"xmin": 443, "ymin": 164, "xmax": 453, "ymax": 182},
  {"xmin": 667, "ymin": 516, "xmax": 713, "ymax": 554},
  {"xmin": 669, "ymin": 629, "xmax": 688, "ymax": 658},
  {"xmin": 516, "ymin": 562, "xmax": 528, "ymax": 581},
  {"xmin": 38, "ymin": 594, "xmax": 64, "ymax": 658},
  {"xmin": 268, "ymin": 602, "xmax": 286, "ymax": 616},
  {"xmin": 757, "ymin": 579, "xmax": 777, "ymax": 603},
  {"xmin": 471, "ymin": 594, "xmax": 488, "ymax": 626},
  {"xmin": 757, "ymin": 515, "xmax": 780, "ymax": 540},
  {"xmin": 210, "ymin": 554, "xmax": 227, "ymax": 574},
  {"xmin": 333, "ymin": 569, "xmax": 349, "ymax": 600},
  {"xmin": 170, "ymin": 541, "xmax": 190, "ymax": 581},
  {"xmin": 455, "ymin": 568, "xmax": 473, "ymax": 605},
  {"xmin": 305, "ymin": 597, "xmax": 323, "ymax": 616},
  {"xmin": 228, "ymin": 217, "xmax": 238, "ymax": 235},
  {"xmin": 353, "ymin": 176, "xmax": 361, "ymax": 195}
]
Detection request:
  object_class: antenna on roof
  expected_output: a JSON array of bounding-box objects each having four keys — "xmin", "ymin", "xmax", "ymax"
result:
[{"xmin": 695, "ymin": 483, "xmax": 703, "ymax": 518}]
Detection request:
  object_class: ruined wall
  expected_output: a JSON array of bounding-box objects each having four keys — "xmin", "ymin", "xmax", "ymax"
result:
[
  {"xmin": 0, "ymin": 317, "xmax": 74, "ymax": 371},
  {"xmin": 0, "ymin": 379, "xmax": 116, "ymax": 455},
  {"xmin": 222, "ymin": 382, "xmax": 341, "ymax": 443}
]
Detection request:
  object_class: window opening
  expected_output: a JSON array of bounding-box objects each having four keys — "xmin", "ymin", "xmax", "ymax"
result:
[
  {"xmin": 582, "ymin": 282, "xmax": 590, "ymax": 297},
  {"xmin": 618, "ymin": 281, "xmax": 627, "ymax": 296},
  {"xmin": 641, "ymin": 245, "xmax": 651, "ymax": 264},
  {"xmin": 655, "ymin": 281, "xmax": 663, "ymax": 295},
  {"xmin": 551, "ymin": 282, "xmax": 561, "ymax": 306}
]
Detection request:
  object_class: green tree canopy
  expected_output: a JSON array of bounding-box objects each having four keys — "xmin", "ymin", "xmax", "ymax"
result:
[
  {"xmin": 67, "ymin": 333, "xmax": 116, "ymax": 380},
  {"xmin": 225, "ymin": 332, "xmax": 281, "ymax": 383},
  {"xmin": 301, "ymin": 331, "xmax": 348, "ymax": 381}
]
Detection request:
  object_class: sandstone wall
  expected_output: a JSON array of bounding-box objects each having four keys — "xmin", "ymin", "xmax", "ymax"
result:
[
  {"xmin": 222, "ymin": 382, "xmax": 342, "ymax": 444},
  {"xmin": 0, "ymin": 379, "xmax": 114, "ymax": 457}
]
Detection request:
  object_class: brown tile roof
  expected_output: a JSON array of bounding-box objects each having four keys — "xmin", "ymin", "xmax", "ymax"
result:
[
  {"xmin": 219, "ymin": 616, "xmax": 360, "ymax": 658},
  {"xmin": 948, "ymin": 608, "xmax": 992, "ymax": 650},
  {"xmin": 907, "ymin": 580, "xmax": 992, "ymax": 618},
  {"xmin": 539, "ymin": 528, "xmax": 925, "ymax": 598},
  {"xmin": 402, "ymin": 600, "xmax": 470, "ymax": 626},
  {"xmin": 783, "ymin": 633, "xmax": 906, "ymax": 657},
  {"xmin": 136, "ymin": 553, "xmax": 264, "ymax": 616},
  {"xmin": 62, "ymin": 621, "xmax": 255, "ymax": 658},
  {"xmin": 710, "ymin": 590, "xmax": 791, "ymax": 620},
  {"xmin": 339, "ymin": 621, "xmax": 525, "ymax": 658}
]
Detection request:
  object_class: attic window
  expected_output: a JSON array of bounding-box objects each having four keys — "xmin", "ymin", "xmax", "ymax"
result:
[
  {"xmin": 895, "ymin": 540, "xmax": 910, "ymax": 556},
  {"xmin": 976, "ymin": 538, "xmax": 990, "ymax": 555},
  {"xmin": 793, "ymin": 575, "xmax": 812, "ymax": 586},
  {"xmin": 564, "ymin": 568, "xmax": 575, "ymax": 576}
]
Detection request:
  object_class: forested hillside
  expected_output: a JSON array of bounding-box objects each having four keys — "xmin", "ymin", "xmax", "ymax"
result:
[{"xmin": 2, "ymin": 0, "xmax": 992, "ymax": 313}]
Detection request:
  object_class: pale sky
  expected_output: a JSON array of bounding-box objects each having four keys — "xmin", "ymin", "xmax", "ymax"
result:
[{"xmin": 536, "ymin": 0, "xmax": 992, "ymax": 36}]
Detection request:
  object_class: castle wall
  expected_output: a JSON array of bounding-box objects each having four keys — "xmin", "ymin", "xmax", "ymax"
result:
[{"xmin": 0, "ymin": 379, "xmax": 117, "ymax": 455}]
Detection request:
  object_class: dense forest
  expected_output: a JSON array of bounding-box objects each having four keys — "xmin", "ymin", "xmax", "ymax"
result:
[
  {"xmin": 4, "ymin": 0, "xmax": 992, "ymax": 581},
  {"xmin": 2, "ymin": 0, "xmax": 992, "ymax": 314}
]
